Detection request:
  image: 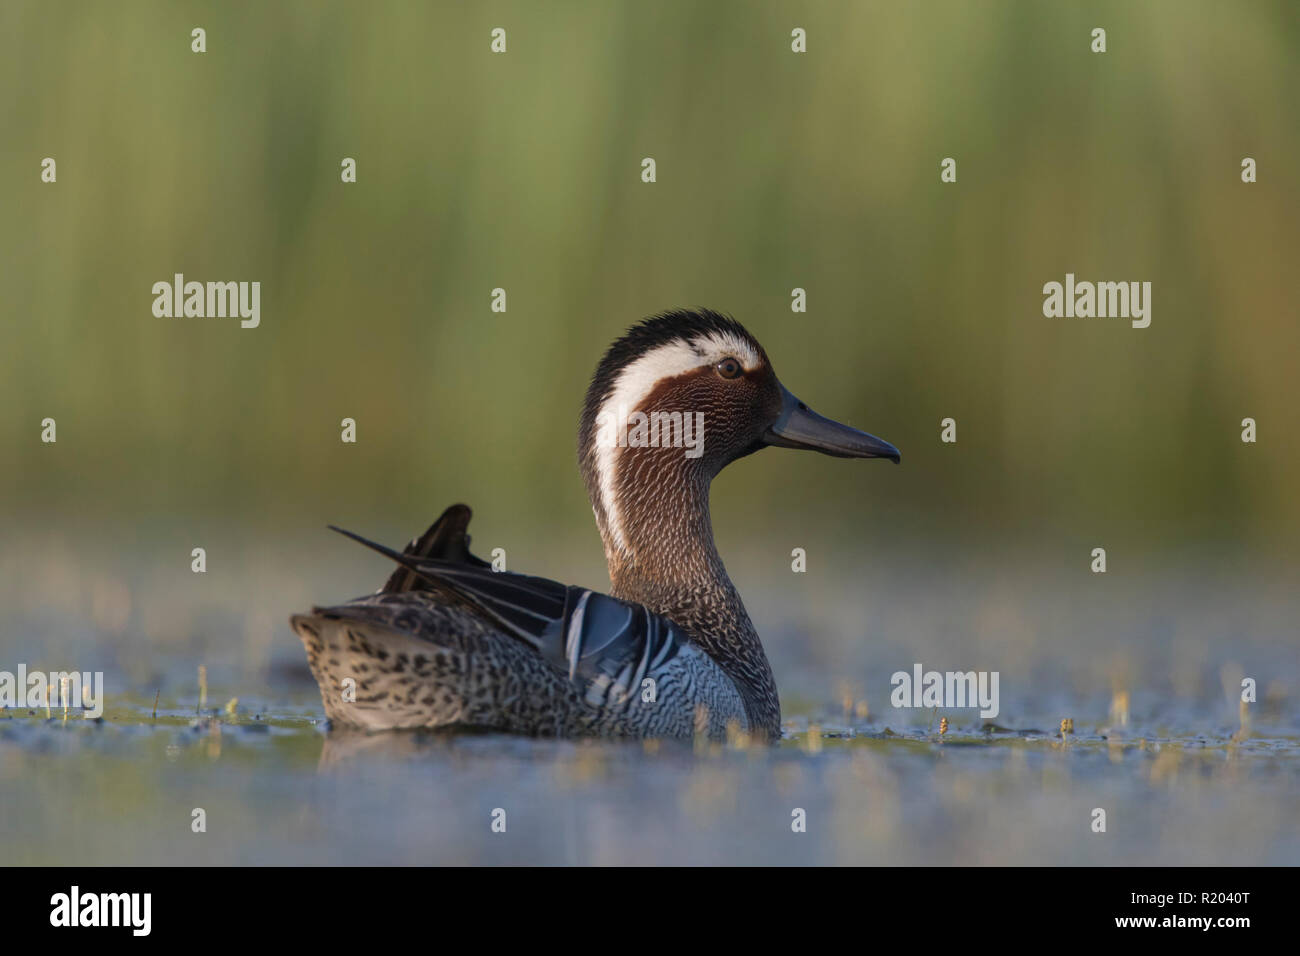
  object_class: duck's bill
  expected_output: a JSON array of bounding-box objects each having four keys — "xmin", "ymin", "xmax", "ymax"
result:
[{"xmin": 764, "ymin": 386, "xmax": 900, "ymax": 462}]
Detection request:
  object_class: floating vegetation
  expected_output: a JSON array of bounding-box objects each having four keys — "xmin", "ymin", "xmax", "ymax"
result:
[
  {"xmin": 1, "ymin": 686, "xmax": 1295, "ymax": 865},
  {"xmin": 1234, "ymin": 698, "xmax": 1252, "ymax": 743},
  {"xmin": 1110, "ymin": 690, "xmax": 1130, "ymax": 727}
]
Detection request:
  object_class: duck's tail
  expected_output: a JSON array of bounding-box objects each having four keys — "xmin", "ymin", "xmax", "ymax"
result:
[{"xmin": 375, "ymin": 503, "xmax": 488, "ymax": 594}]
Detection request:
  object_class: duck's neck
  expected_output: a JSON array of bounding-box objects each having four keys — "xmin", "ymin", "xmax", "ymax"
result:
[{"xmin": 594, "ymin": 460, "xmax": 780, "ymax": 737}]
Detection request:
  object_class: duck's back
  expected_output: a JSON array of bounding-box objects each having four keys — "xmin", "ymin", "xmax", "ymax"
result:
[{"xmin": 290, "ymin": 506, "xmax": 748, "ymax": 738}]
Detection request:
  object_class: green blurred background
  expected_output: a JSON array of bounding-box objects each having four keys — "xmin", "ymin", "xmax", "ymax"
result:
[{"xmin": 2, "ymin": 1, "xmax": 1297, "ymax": 680}]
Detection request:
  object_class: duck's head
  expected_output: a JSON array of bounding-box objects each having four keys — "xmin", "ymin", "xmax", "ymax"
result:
[{"xmin": 579, "ymin": 309, "xmax": 899, "ymax": 579}]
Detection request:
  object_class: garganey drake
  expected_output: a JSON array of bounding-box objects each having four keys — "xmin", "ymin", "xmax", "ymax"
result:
[{"xmin": 292, "ymin": 309, "xmax": 899, "ymax": 740}]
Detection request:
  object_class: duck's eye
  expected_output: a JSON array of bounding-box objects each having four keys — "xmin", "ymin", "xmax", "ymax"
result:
[{"xmin": 715, "ymin": 357, "xmax": 742, "ymax": 380}]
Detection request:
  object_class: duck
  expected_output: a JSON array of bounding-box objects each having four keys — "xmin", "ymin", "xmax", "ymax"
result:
[{"xmin": 291, "ymin": 309, "xmax": 899, "ymax": 741}]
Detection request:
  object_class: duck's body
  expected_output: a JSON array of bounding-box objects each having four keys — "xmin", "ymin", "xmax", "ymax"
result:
[
  {"xmin": 293, "ymin": 310, "xmax": 898, "ymax": 741},
  {"xmin": 295, "ymin": 506, "xmax": 751, "ymax": 737}
]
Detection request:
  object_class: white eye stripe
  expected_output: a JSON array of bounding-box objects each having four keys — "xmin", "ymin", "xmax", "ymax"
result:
[
  {"xmin": 590, "ymin": 332, "xmax": 760, "ymax": 552},
  {"xmin": 689, "ymin": 332, "xmax": 760, "ymax": 372}
]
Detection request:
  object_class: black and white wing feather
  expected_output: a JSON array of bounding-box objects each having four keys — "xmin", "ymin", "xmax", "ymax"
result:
[{"xmin": 330, "ymin": 524, "xmax": 689, "ymax": 710}]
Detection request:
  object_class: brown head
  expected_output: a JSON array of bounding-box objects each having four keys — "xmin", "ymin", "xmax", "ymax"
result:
[
  {"xmin": 577, "ymin": 309, "xmax": 899, "ymax": 735},
  {"xmin": 578, "ymin": 309, "xmax": 898, "ymax": 599}
]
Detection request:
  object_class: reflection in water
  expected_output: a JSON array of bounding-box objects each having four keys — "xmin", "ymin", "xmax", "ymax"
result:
[
  {"xmin": 1, "ymin": 697, "xmax": 1297, "ymax": 865},
  {"xmin": 1, "ymin": 539, "xmax": 1297, "ymax": 865}
]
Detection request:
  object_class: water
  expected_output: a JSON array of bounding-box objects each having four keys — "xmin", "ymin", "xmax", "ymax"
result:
[
  {"xmin": 3, "ymin": 676, "xmax": 1296, "ymax": 866},
  {"xmin": 2, "ymin": 535, "xmax": 1297, "ymax": 865}
]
